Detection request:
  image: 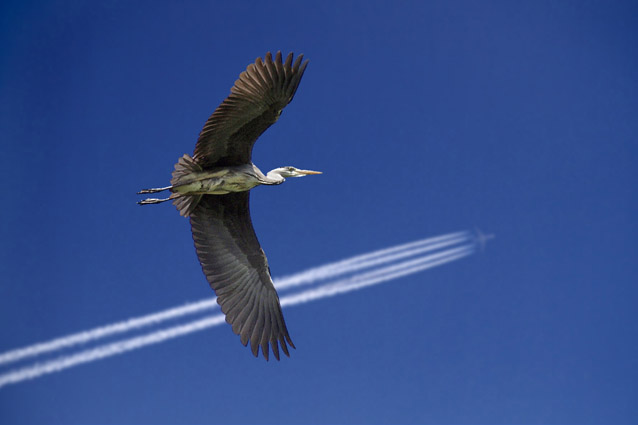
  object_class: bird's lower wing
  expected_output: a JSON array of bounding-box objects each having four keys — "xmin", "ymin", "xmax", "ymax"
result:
[{"xmin": 189, "ymin": 192, "xmax": 294, "ymax": 360}]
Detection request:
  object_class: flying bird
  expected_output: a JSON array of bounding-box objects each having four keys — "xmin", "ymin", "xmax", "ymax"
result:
[{"xmin": 137, "ymin": 52, "xmax": 319, "ymax": 360}]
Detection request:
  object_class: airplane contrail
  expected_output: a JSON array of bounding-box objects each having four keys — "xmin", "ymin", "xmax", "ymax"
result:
[
  {"xmin": 0, "ymin": 231, "xmax": 471, "ymax": 367},
  {"xmin": 0, "ymin": 243, "xmax": 474, "ymax": 389},
  {"xmin": 275, "ymin": 231, "xmax": 470, "ymax": 290},
  {"xmin": 280, "ymin": 245, "xmax": 474, "ymax": 307}
]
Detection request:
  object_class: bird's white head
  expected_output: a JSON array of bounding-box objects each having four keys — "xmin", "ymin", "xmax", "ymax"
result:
[
  {"xmin": 274, "ymin": 166, "xmax": 322, "ymax": 178},
  {"xmin": 267, "ymin": 166, "xmax": 322, "ymax": 182}
]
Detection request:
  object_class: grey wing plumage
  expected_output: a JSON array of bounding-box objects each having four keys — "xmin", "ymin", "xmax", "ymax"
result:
[
  {"xmin": 193, "ymin": 51, "xmax": 309, "ymax": 168},
  {"xmin": 189, "ymin": 192, "xmax": 294, "ymax": 360}
]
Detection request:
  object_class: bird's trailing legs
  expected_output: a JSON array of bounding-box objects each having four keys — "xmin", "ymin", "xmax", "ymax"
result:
[
  {"xmin": 138, "ymin": 197, "xmax": 172, "ymax": 205},
  {"xmin": 137, "ymin": 185, "xmax": 172, "ymax": 194},
  {"xmin": 137, "ymin": 186, "xmax": 173, "ymax": 205}
]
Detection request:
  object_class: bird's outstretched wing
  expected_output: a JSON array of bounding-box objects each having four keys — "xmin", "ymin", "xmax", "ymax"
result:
[
  {"xmin": 193, "ymin": 52, "xmax": 309, "ymax": 168},
  {"xmin": 189, "ymin": 192, "xmax": 294, "ymax": 360}
]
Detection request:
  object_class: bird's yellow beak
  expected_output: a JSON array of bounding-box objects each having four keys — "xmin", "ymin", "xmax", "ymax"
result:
[{"xmin": 298, "ymin": 169, "xmax": 322, "ymax": 175}]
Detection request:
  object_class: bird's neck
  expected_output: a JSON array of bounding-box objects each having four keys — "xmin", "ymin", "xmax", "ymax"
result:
[{"xmin": 264, "ymin": 169, "xmax": 286, "ymax": 185}]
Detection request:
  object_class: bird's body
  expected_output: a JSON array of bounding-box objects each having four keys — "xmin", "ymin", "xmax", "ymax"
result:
[
  {"xmin": 138, "ymin": 52, "xmax": 318, "ymax": 360},
  {"xmin": 172, "ymin": 163, "xmax": 273, "ymax": 195}
]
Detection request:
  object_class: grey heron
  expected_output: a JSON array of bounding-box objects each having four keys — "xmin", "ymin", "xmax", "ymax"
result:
[{"xmin": 137, "ymin": 52, "xmax": 319, "ymax": 360}]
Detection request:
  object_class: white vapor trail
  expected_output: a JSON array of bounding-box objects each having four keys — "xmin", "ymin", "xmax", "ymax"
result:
[
  {"xmin": 275, "ymin": 231, "xmax": 470, "ymax": 290},
  {"xmin": 0, "ymin": 243, "xmax": 474, "ymax": 389},
  {"xmin": 280, "ymin": 245, "xmax": 473, "ymax": 306},
  {"xmin": 0, "ymin": 231, "xmax": 470, "ymax": 367},
  {"xmin": 0, "ymin": 298, "xmax": 219, "ymax": 367}
]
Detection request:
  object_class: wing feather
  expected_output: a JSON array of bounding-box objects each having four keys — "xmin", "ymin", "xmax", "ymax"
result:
[
  {"xmin": 193, "ymin": 52, "xmax": 309, "ymax": 168},
  {"xmin": 234, "ymin": 285, "xmax": 258, "ymax": 337},
  {"xmin": 189, "ymin": 192, "xmax": 294, "ymax": 360},
  {"xmin": 260, "ymin": 297, "xmax": 273, "ymax": 360},
  {"xmin": 250, "ymin": 295, "xmax": 266, "ymax": 358}
]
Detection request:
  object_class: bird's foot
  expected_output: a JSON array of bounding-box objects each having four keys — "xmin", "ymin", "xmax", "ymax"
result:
[
  {"xmin": 138, "ymin": 197, "xmax": 171, "ymax": 205},
  {"xmin": 137, "ymin": 186, "xmax": 172, "ymax": 194}
]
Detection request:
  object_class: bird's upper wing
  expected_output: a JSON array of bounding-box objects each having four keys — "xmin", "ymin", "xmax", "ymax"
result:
[
  {"xmin": 193, "ymin": 52, "xmax": 309, "ymax": 168},
  {"xmin": 189, "ymin": 192, "xmax": 294, "ymax": 360}
]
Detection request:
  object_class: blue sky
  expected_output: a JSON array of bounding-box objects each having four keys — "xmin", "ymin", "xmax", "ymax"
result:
[{"xmin": 1, "ymin": 0, "xmax": 636, "ymax": 423}]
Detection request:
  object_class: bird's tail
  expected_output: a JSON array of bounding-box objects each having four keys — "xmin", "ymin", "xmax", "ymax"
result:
[
  {"xmin": 170, "ymin": 154, "xmax": 203, "ymax": 217},
  {"xmin": 171, "ymin": 154, "xmax": 202, "ymax": 185}
]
